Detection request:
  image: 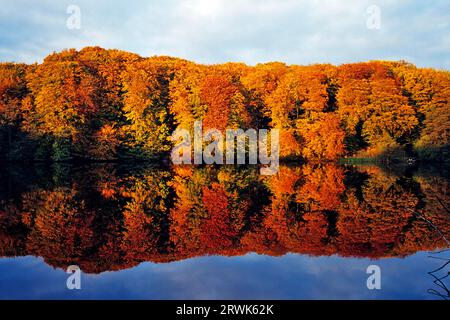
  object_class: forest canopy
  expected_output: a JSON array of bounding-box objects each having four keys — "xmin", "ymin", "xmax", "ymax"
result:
[{"xmin": 0, "ymin": 47, "xmax": 448, "ymax": 162}]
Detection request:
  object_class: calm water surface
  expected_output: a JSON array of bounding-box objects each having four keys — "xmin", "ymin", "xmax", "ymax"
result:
[{"xmin": 0, "ymin": 163, "xmax": 448, "ymax": 299}]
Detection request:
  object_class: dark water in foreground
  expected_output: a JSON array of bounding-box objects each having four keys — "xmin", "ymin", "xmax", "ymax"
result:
[{"xmin": 0, "ymin": 163, "xmax": 449, "ymax": 299}]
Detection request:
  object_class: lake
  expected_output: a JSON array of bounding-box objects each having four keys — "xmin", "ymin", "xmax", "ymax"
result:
[{"xmin": 0, "ymin": 163, "xmax": 448, "ymax": 299}]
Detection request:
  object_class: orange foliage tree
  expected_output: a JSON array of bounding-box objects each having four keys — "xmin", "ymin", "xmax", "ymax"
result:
[{"xmin": 0, "ymin": 48, "xmax": 447, "ymax": 162}]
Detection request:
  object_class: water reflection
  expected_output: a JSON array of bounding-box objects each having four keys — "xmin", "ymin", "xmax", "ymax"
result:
[
  {"xmin": 0, "ymin": 163, "xmax": 448, "ymax": 276},
  {"xmin": 427, "ymin": 249, "xmax": 450, "ymax": 299}
]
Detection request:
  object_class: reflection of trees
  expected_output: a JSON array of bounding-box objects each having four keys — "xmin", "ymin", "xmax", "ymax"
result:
[
  {"xmin": 0, "ymin": 201, "xmax": 26, "ymax": 256},
  {"xmin": 24, "ymin": 188, "xmax": 96, "ymax": 266},
  {"xmin": 337, "ymin": 167, "xmax": 417, "ymax": 257},
  {"xmin": 0, "ymin": 163, "xmax": 448, "ymax": 273},
  {"xmin": 260, "ymin": 165, "xmax": 342, "ymax": 256},
  {"xmin": 119, "ymin": 171, "xmax": 171, "ymax": 262},
  {"xmin": 169, "ymin": 166, "xmax": 257, "ymax": 257}
]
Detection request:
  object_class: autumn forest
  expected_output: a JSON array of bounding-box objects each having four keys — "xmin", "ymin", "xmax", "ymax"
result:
[
  {"xmin": 1, "ymin": 47, "xmax": 449, "ymax": 296},
  {"xmin": 0, "ymin": 46, "xmax": 449, "ymax": 163}
]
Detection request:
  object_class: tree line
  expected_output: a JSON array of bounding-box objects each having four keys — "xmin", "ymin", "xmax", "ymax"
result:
[{"xmin": 0, "ymin": 46, "xmax": 448, "ymax": 162}]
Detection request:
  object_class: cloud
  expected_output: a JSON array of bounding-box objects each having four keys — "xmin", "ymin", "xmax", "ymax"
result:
[{"xmin": 0, "ymin": 0, "xmax": 449, "ymax": 69}]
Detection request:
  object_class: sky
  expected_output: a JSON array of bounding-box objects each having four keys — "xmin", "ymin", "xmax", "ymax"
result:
[{"xmin": 0, "ymin": 0, "xmax": 449, "ymax": 69}]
